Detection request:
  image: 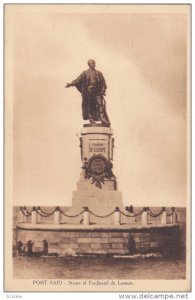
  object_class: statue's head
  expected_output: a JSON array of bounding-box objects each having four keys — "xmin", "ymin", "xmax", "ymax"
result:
[{"xmin": 88, "ymin": 59, "xmax": 96, "ymax": 69}]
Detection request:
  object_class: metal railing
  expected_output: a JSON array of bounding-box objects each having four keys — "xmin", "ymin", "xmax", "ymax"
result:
[{"xmin": 18, "ymin": 206, "xmax": 177, "ymax": 226}]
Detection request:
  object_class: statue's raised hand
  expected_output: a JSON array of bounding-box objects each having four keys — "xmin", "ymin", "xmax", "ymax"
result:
[{"xmin": 65, "ymin": 83, "xmax": 71, "ymax": 88}]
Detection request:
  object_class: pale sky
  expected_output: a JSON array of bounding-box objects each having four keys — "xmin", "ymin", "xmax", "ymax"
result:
[{"xmin": 6, "ymin": 5, "xmax": 189, "ymax": 207}]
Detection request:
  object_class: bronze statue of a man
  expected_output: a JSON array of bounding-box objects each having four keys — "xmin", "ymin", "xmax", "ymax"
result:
[{"xmin": 65, "ymin": 60, "xmax": 110, "ymax": 127}]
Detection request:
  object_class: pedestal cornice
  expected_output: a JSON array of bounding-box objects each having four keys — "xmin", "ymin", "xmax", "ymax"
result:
[{"xmin": 81, "ymin": 126, "xmax": 113, "ymax": 135}]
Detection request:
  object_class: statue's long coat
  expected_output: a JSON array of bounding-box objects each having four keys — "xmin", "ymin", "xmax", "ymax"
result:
[{"xmin": 70, "ymin": 69, "xmax": 109, "ymax": 121}]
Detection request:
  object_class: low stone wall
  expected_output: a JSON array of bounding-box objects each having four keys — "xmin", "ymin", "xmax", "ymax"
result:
[{"xmin": 15, "ymin": 224, "xmax": 183, "ymax": 257}]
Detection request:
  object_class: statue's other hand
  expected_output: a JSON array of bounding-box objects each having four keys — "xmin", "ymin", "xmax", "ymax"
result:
[{"xmin": 65, "ymin": 83, "xmax": 71, "ymax": 88}]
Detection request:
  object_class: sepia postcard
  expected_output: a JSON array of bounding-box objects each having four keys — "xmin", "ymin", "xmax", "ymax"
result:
[{"xmin": 4, "ymin": 4, "xmax": 191, "ymax": 293}]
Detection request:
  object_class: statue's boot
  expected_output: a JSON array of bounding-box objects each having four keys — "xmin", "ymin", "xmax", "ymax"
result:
[
  {"xmin": 99, "ymin": 114, "xmax": 110, "ymax": 127},
  {"xmin": 89, "ymin": 119, "xmax": 97, "ymax": 126}
]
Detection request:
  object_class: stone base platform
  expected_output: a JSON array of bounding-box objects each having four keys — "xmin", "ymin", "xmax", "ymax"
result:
[
  {"xmin": 63, "ymin": 191, "xmax": 125, "ymax": 224},
  {"xmin": 15, "ymin": 223, "xmax": 182, "ymax": 257}
]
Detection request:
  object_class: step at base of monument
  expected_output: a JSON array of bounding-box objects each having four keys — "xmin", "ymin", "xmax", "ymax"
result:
[
  {"xmin": 76, "ymin": 180, "xmax": 116, "ymax": 191},
  {"xmin": 65, "ymin": 191, "xmax": 124, "ymax": 224}
]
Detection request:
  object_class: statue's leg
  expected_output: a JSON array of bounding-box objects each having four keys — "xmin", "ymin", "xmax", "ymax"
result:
[
  {"xmin": 83, "ymin": 94, "xmax": 96, "ymax": 125},
  {"xmin": 96, "ymin": 96, "xmax": 110, "ymax": 126},
  {"xmin": 88, "ymin": 94, "xmax": 97, "ymax": 125}
]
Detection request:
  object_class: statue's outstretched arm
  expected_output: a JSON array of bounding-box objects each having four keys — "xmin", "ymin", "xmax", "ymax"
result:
[{"xmin": 65, "ymin": 73, "xmax": 83, "ymax": 88}]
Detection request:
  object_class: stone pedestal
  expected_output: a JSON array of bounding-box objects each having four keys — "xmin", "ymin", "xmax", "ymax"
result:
[
  {"xmin": 80, "ymin": 126, "xmax": 114, "ymax": 161},
  {"xmin": 61, "ymin": 125, "xmax": 128, "ymax": 225}
]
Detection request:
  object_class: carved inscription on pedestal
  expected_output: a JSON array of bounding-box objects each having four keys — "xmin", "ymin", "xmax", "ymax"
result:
[{"xmin": 89, "ymin": 140, "xmax": 107, "ymax": 157}]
